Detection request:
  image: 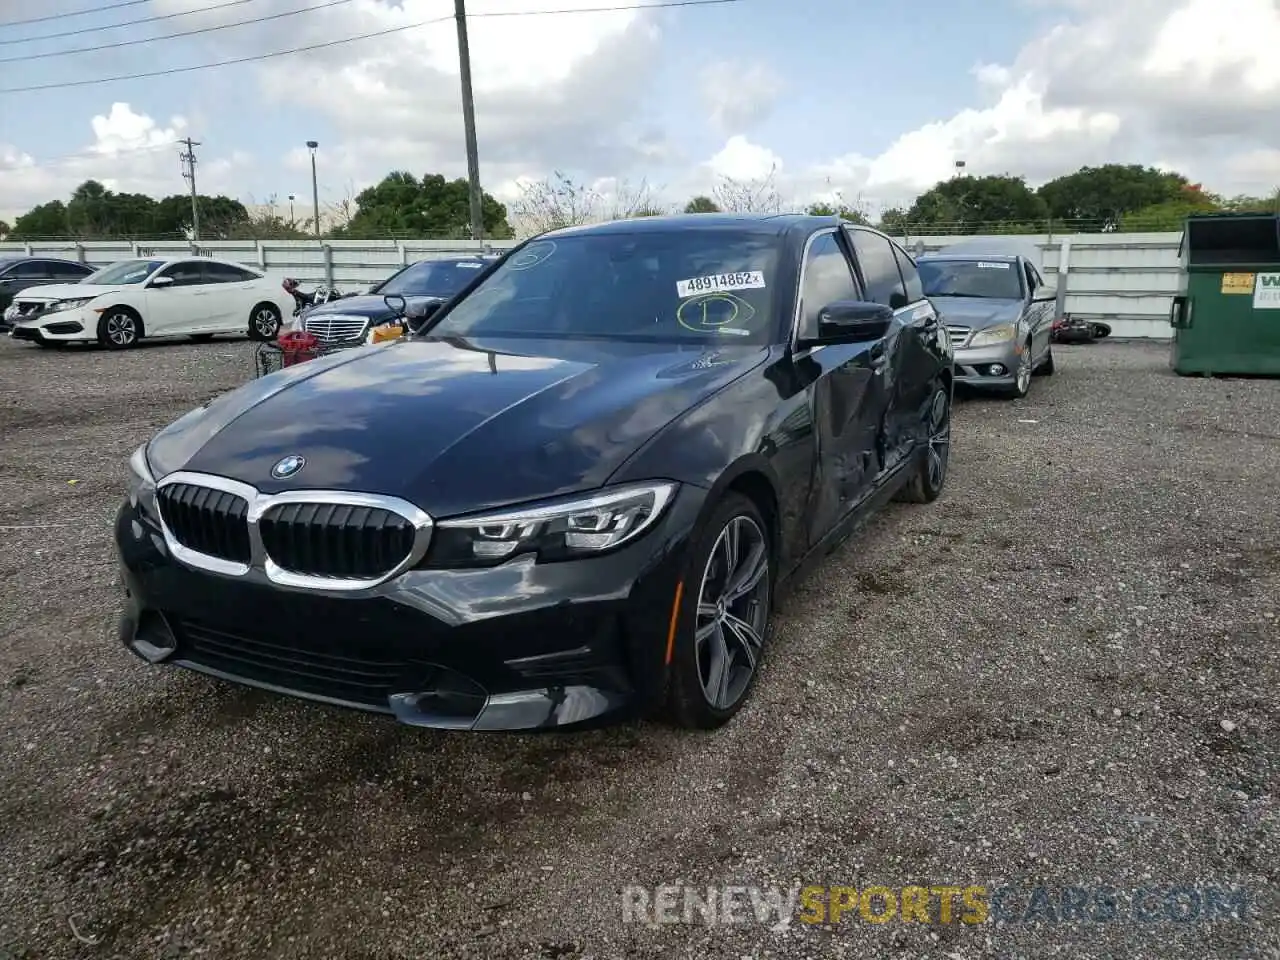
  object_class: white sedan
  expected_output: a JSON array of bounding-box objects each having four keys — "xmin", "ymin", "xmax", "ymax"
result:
[{"xmin": 6, "ymin": 256, "xmax": 293, "ymax": 349}]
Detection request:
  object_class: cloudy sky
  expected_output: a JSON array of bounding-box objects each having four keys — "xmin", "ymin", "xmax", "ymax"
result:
[{"xmin": 0, "ymin": 0, "xmax": 1277, "ymax": 225}]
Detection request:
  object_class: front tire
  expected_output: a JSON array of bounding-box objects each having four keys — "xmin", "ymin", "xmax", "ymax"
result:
[
  {"xmin": 248, "ymin": 303, "xmax": 282, "ymax": 341},
  {"xmin": 662, "ymin": 493, "xmax": 773, "ymax": 729},
  {"xmin": 97, "ymin": 309, "xmax": 141, "ymax": 350},
  {"xmin": 1036, "ymin": 345, "xmax": 1056, "ymax": 376},
  {"xmin": 1002, "ymin": 340, "xmax": 1033, "ymax": 398},
  {"xmin": 896, "ymin": 382, "xmax": 951, "ymax": 504}
]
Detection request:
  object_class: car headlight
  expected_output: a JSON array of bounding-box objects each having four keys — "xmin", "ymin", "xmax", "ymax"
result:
[
  {"xmin": 127, "ymin": 444, "xmax": 159, "ymax": 519},
  {"xmin": 969, "ymin": 323, "xmax": 1017, "ymax": 346},
  {"xmin": 428, "ymin": 481, "xmax": 678, "ymax": 567},
  {"xmin": 49, "ymin": 297, "xmax": 93, "ymax": 313}
]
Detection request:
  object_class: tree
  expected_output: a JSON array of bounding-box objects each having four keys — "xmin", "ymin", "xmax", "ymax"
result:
[
  {"xmin": 1037, "ymin": 164, "xmax": 1190, "ymax": 230},
  {"xmin": 0, "ymin": 220, "xmax": 9, "ymax": 239},
  {"xmin": 1119, "ymin": 186, "xmax": 1223, "ymax": 231},
  {"xmin": 896, "ymin": 174, "xmax": 1048, "ymax": 233},
  {"xmin": 805, "ymin": 186, "xmax": 870, "ymax": 225},
  {"xmin": 150, "ymin": 193, "xmax": 250, "ymax": 239},
  {"xmin": 11, "ymin": 201, "xmax": 71, "ymax": 239},
  {"xmin": 712, "ymin": 166, "xmax": 782, "ymax": 214},
  {"xmin": 683, "ymin": 195, "xmax": 720, "ymax": 214},
  {"xmin": 876, "ymin": 208, "xmax": 910, "ymax": 235},
  {"xmin": 331, "ymin": 172, "xmax": 513, "ymax": 240}
]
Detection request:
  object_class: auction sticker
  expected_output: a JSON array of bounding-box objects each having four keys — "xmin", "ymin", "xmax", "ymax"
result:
[
  {"xmin": 676, "ymin": 271, "xmax": 766, "ymax": 298},
  {"xmin": 977, "ymin": 261, "xmax": 1011, "ymax": 269},
  {"xmin": 1221, "ymin": 272, "xmax": 1254, "ymax": 294}
]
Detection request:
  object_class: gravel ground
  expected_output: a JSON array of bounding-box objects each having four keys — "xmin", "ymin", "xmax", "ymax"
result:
[{"xmin": 0, "ymin": 336, "xmax": 1277, "ymax": 960}]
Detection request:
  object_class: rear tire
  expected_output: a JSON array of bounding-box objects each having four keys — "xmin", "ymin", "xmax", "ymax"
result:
[
  {"xmin": 248, "ymin": 303, "xmax": 282, "ymax": 342},
  {"xmin": 896, "ymin": 382, "xmax": 951, "ymax": 504},
  {"xmin": 662, "ymin": 493, "xmax": 773, "ymax": 730},
  {"xmin": 96, "ymin": 308, "xmax": 142, "ymax": 350}
]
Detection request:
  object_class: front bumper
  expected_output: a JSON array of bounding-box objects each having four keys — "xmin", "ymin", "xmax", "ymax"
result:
[
  {"xmin": 10, "ymin": 311, "xmax": 93, "ymax": 343},
  {"xmin": 114, "ymin": 484, "xmax": 706, "ymax": 731},
  {"xmin": 951, "ymin": 340, "xmax": 1022, "ymax": 390}
]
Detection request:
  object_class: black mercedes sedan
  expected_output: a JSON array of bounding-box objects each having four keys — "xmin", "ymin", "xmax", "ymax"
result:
[
  {"xmin": 293, "ymin": 255, "xmax": 499, "ymax": 345},
  {"xmin": 115, "ymin": 215, "xmax": 954, "ymax": 731}
]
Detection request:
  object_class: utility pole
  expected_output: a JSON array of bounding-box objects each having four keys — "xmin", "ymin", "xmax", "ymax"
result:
[
  {"xmin": 454, "ymin": 0, "xmax": 484, "ymax": 243},
  {"xmin": 178, "ymin": 137, "xmax": 201, "ymax": 241}
]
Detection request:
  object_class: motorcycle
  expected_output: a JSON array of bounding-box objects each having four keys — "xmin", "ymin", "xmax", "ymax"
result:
[
  {"xmin": 281, "ymin": 278, "xmax": 349, "ymax": 317},
  {"xmin": 1051, "ymin": 315, "xmax": 1112, "ymax": 344}
]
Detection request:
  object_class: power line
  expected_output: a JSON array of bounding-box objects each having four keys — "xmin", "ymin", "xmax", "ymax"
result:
[
  {"xmin": 0, "ymin": 0, "xmax": 153, "ymax": 28},
  {"xmin": 0, "ymin": 0, "xmax": 742, "ymax": 94},
  {"xmin": 0, "ymin": 0, "xmax": 356, "ymax": 65},
  {"xmin": 0, "ymin": 0, "xmax": 259, "ymax": 48}
]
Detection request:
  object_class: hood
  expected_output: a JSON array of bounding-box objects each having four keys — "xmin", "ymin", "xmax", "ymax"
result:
[
  {"xmin": 929, "ymin": 296, "xmax": 1024, "ymax": 328},
  {"xmin": 302, "ymin": 294, "xmax": 445, "ymax": 322},
  {"xmin": 148, "ymin": 336, "xmax": 767, "ymax": 517},
  {"xmin": 15, "ymin": 282, "xmax": 123, "ymax": 303}
]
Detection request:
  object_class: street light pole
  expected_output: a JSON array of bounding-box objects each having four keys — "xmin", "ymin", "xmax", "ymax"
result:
[
  {"xmin": 453, "ymin": 0, "xmax": 484, "ymax": 243},
  {"xmin": 288, "ymin": 194, "xmax": 296, "ymax": 228},
  {"xmin": 307, "ymin": 141, "xmax": 321, "ymax": 240}
]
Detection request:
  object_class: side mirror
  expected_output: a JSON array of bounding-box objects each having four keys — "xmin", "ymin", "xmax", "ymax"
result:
[
  {"xmin": 403, "ymin": 299, "xmax": 440, "ymax": 332},
  {"xmin": 383, "ymin": 294, "xmax": 407, "ymax": 318},
  {"xmin": 150, "ymin": 276, "xmax": 174, "ymax": 288},
  {"xmin": 1033, "ymin": 288, "xmax": 1057, "ymax": 302},
  {"xmin": 803, "ymin": 301, "xmax": 895, "ymax": 347}
]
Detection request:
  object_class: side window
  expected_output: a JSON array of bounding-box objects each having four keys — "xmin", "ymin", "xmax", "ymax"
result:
[
  {"xmin": 1022, "ymin": 260, "xmax": 1038, "ymax": 295},
  {"xmin": 890, "ymin": 243, "xmax": 925, "ymax": 304},
  {"xmin": 12, "ymin": 261, "xmax": 49, "ymax": 279},
  {"xmin": 797, "ymin": 232, "xmax": 861, "ymax": 341},
  {"xmin": 50, "ymin": 261, "xmax": 93, "ymax": 279},
  {"xmin": 156, "ymin": 261, "xmax": 205, "ymax": 287},
  {"xmin": 204, "ymin": 262, "xmax": 259, "ymax": 283},
  {"xmin": 847, "ymin": 229, "xmax": 908, "ymax": 309}
]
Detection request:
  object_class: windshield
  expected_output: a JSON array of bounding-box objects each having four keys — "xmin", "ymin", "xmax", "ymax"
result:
[
  {"xmin": 374, "ymin": 259, "xmax": 491, "ymax": 297},
  {"xmin": 918, "ymin": 259, "xmax": 1024, "ymax": 299},
  {"xmin": 85, "ymin": 259, "xmax": 166, "ymax": 286},
  {"xmin": 424, "ymin": 229, "xmax": 783, "ymax": 343}
]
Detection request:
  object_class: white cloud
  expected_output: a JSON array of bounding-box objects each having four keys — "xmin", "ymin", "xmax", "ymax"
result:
[
  {"xmin": 0, "ymin": 103, "xmax": 254, "ymax": 222},
  {"xmin": 706, "ymin": 136, "xmax": 781, "ymax": 183},
  {"xmin": 693, "ymin": 0, "xmax": 1280, "ymax": 213},
  {"xmin": 699, "ymin": 61, "xmax": 783, "ymax": 135}
]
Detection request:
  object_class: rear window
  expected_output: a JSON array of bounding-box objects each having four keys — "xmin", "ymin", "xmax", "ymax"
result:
[
  {"xmin": 918, "ymin": 259, "xmax": 1024, "ymax": 299},
  {"xmin": 426, "ymin": 229, "xmax": 783, "ymax": 344}
]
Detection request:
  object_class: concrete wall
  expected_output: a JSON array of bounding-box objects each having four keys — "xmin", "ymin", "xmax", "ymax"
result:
[{"xmin": 1, "ymin": 230, "xmax": 1184, "ymax": 339}]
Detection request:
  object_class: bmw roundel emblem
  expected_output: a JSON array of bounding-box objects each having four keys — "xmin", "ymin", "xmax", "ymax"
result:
[{"xmin": 271, "ymin": 455, "xmax": 306, "ymax": 480}]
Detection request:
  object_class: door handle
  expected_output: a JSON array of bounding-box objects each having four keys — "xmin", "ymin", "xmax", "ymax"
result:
[{"xmin": 870, "ymin": 349, "xmax": 889, "ymax": 373}]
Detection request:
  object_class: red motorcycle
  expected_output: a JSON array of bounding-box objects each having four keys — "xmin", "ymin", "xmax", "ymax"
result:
[{"xmin": 1051, "ymin": 315, "xmax": 1112, "ymax": 344}]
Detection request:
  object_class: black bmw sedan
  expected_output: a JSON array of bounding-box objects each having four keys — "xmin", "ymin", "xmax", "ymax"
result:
[{"xmin": 115, "ymin": 215, "xmax": 954, "ymax": 731}]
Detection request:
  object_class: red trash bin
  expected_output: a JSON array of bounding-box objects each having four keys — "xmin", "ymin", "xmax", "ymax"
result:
[{"xmin": 277, "ymin": 330, "xmax": 320, "ymax": 367}]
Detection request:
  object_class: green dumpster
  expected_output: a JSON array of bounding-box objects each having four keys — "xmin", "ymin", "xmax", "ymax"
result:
[{"xmin": 1170, "ymin": 212, "xmax": 1280, "ymax": 376}]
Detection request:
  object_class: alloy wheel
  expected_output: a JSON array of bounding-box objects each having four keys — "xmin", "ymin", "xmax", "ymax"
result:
[
  {"xmin": 927, "ymin": 387, "xmax": 951, "ymax": 489},
  {"xmin": 1015, "ymin": 348, "xmax": 1032, "ymax": 395},
  {"xmin": 106, "ymin": 313, "xmax": 137, "ymax": 346},
  {"xmin": 254, "ymin": 308, "xmax": 280, "ymax": 338},
  {"xmin": 694, "ymin": 515, "xmax": 770, "ymax": 710}
]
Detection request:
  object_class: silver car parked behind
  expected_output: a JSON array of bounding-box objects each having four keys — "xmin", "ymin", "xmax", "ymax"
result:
[{"xmin": 917, "ymin": 240, "xmax": 1058, "ymax": 399}]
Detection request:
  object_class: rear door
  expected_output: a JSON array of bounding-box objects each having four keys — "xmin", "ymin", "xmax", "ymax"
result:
[
  {"xmin": 795, "ymin": 229, "xmax": 892, "ymax": 548},
  {"xmin": 201, "ymin": 261, "xmax": 262, "ymax": 330},
  {"xmin": 843, "ymin": 228, "xmax": 920, "ymax": 474}
]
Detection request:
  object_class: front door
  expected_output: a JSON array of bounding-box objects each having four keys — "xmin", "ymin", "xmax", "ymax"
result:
[
  {"xmin": 145, "ymin": 260, "xmax": 212, "ymax": 334},
  {"xmin": 793, "ymin": 230, "xmax": 892, "ymax": 549},
  {"xmin": 1022, "ymin": 260, "xmax": 1054, "ymax": 364}
]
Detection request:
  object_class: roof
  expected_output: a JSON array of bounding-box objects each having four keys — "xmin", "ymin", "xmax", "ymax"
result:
[
  {"xmin": 539, "ymin": 213, "xmax": 847, "ymax": 240},
  {"xmin": 919, "ymin": 237, "xmax": 1043, "ymax": 269}
]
